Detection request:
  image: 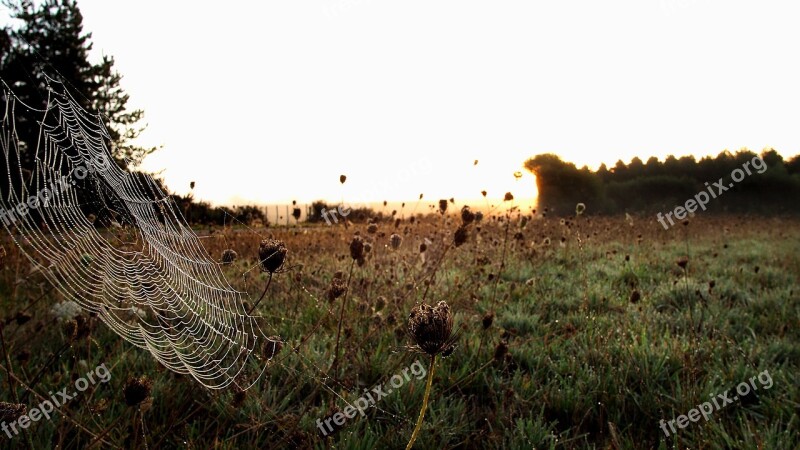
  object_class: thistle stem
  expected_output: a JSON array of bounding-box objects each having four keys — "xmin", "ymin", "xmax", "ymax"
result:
[
  {"xmin": 406, "ymin": 354, "xmax": 436, "ymax": 450},
  {"xmin": 330, "ymin": 258, "xmax": 355, "ymax": 374},
  {"xmin": 247, "ymin": 272, "xmax": 273, "ymax": 315}
]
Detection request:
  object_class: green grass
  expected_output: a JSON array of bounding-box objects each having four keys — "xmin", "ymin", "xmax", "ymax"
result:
[{"xmin": 0, "ymin": 215, "xmax": 798, "ymax": 449}]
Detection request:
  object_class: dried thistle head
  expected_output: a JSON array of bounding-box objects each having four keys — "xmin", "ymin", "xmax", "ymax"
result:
[
  {"xmin": 265, "ymin": 336, "xmax": 283, "ymax": 359},
  {"xmin": 438, "ymin": 199, "xmax": 448, "ymax": 215},
  {"xmin": 494, "ymin": 340, "xmax": 509, "ymax": 362},
  {"xmin": 407, "ymin": 301, "xmax": 458, "ymax": 357},
  {"xmin": 454, "ymin": 225, "xmax": 469, "ymax": 247},
  {"xmin": 258, "ymin": 239, "xmax": 287, "ymax": 273},
  {"xmin": 367, "ymin": 223, "xmax": 378, "ymax": 234},
  {"xmin": 123, "ymin": 376, "xmax": 152, "ymax": 407},
  {"xmin": 221, "ymin": 249, "xmax": 238, "ymax": 265},
  {"xmin": 327, "ymin": 277, "xmax": 348, "ymax": 302},
  {"xmin": 0, "ymin": 402, "xmax": 26, "ymax": 422},
  {"xmin": 482, "ymin": 311, "xmax": 494, "ymax": 330},
  {"xmin": 389, "ymin": 233, "xmax": 402, "ymax": 250},
  {"xmin": 503, "ymin": 192, "xmax": 514, "ymax": 202},
  {"xmin": 676, "ymin": 256, "xmax": 689, "ymax": 269},
  {"xmin": 461, "ymin": 206, "xmax": 475, "ymax": 225},
  {"xmin": 349, "ymin": 236, "xmax": 365, "ymax": 261}
]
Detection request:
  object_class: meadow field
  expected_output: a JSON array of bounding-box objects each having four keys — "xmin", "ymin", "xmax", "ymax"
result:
[{"xmin": 0, "ymin": 211, "xmax": 798, "ymax": 449}]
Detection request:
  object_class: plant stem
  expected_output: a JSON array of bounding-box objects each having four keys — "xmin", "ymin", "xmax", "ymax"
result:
[
  {"xmin": 247, "ymin": 272, "xmax": 273, "ymax": 315},
  {"xmin": 406, "ymin": 354, "xmax": 436, "ymax": 450},
  {"xmin": 330, "ymin": 258, "xmax": 355, "ymax": 375}
]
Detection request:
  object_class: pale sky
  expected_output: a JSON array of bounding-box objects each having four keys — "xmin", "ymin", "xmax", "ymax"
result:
[{"xmin": 70, "ymin": 0, "xmax": 800, "ymax": 206}]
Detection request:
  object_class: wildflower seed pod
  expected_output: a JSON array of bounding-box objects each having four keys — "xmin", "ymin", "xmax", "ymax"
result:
[
  {"xmin": 454, "ymin": 225, "xmax": 469, "ymax": 247},
  {"xmin": 258, "ymin": 239, "xmax": 287, "ymax": 273},
  {"xmin": 349, "ymin": 236, "xmax": 365, "ymax": 260},
  {"xmin": 482, "ymin": 312, "xmax": 494, "ymax": 330},
  {"xmin": 0, "ymin": 402, "xmax": 26, "ymax": 423},
  {"xmin": 494, "ymin": 340, "xmax": 509, "ymax": 361},
  {"xmin": 327, "ymin": 277, "xmax": 348, "ymax": 302},
  {"xmin": 123, "ymin": 376, "xmax": 152, "ymax": 407},
  {"xmin": 461, "ymin": 206, "xmax": 475, "ymax": 225},
  {"xmin": 221, "ymin": 249, "xmax": 237, "ymax": 265},
  {"xmin": 390, "ymin": 233, "xmax": 402, "ymax": 250},
  {"xmin": 265, "ymin": 336, "xmax": 283, "ymax": 359},
  {"xmin": 407, "ymin": 301, "xmax": 456, "ymax": 356}
]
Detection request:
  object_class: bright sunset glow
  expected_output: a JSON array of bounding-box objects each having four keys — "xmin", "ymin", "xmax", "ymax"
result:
[{"xmin": 68, "ymin": 0, "xmax": 800, "ymax": 206}]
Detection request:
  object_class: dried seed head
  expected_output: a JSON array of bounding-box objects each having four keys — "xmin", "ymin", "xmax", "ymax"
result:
[
  {"xmin": 494, "ymin": 340, "xmax": 509, "ymax": 361},
  {"xmin": 461, "ymin": 206, "xmax": 475, "ymax": 225},
  {"xmin": 454, "ymin": 225, "xmax": 469, "ymax": 247},
  {"xmin": 629, "ymin": 290, "xmax": 641, "ymax": 304},
  {"xmin": 231, "ymin": 387, "xmax": 247, "ymax": 409},
  {"xmin": 482, "ymin": 312, "xmax": 494, "ymax": 330},
  {"xmin": 503, "ymin": 192, "xmax": 514, "ymax": 202},
  {"xmin": 367, "ymin": 223, "xmax": 378, "ymax": 234},
  {"xmin": 14, "ymin": 311, "xmax": 32, "ymax": 326},
  {"xmin": 0, "ymin": 402, "xmax": 26, "ymax": 422},
  {"xmin": 123, "ymin": 376, "xmax": 152, "ymax": 407},
  {"xmin": 407, "ymin": 301, "xmax": 456, "ymax": 356},
  {"xmin": 258, "ymin": 239, "xmax": 287, "ymax": 273},
  {"xmin": 575, "ymin": 203, "xmax": 586, "ymax": 215},
  {"xmin": 327, "ymin": 277, "xmax": 348, "ymax": 302},
  {"xmin": 676, "ymin": 256, "xmax": 689, "ymax": 269},
  {"xmin": 63, "ymin": 315, "xmax": 91, "ymax": 342},
  {"xmin": 221, "ymin": 249, "xmax": 237, "ymax": 265},
  {"xmin": 438, "ymin": 199, "xmax": 448, "ymax": 215},
  {"xmin": 390, "ymin": 233, "xmax": 403, "ymax": 250},
  {"xmin": 419, "ymin": 242, "xmax": 427, "ymax": 253},
  {"xmin": 265, "ymin": 336, "xmax": 283, "ymax": 359},
  {"xmin": 349, "ymin": 236, "xmax": 365, "ymax": 260},
  {"xmin": 15, "ymin": 349, "xmax": 30, "ymax": 364},
  {"xmin": 375, "ymin": 296, "xmax": 387, "ymax": 311}
]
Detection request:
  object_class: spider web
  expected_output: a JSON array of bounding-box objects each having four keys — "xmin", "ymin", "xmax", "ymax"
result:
[
  {"xmin": 0, "ymin": 78, "xmax": 274, "ymax": 390},
  {"xmin": 0, "ymin": 78, "xmax": 422, "ymax": 445}
]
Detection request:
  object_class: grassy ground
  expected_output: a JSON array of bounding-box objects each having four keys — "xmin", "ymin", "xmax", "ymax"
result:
[{"xmin": 0, "ymin": 212, "xmax": 798, "ymax": 449}]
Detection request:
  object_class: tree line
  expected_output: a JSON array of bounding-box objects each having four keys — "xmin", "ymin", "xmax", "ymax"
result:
[{"xmin": 525, "ymin": 149, "xmax": 800, "ymax": 215}]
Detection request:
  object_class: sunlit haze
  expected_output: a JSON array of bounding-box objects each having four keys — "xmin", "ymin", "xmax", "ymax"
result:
[{"xmin": 71, "ymin": 0, "xmax": 800, "ymax": 206}]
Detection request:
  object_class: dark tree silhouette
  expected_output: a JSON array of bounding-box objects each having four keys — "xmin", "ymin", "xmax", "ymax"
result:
[{"xmin": 0, "ymin": 0, "xmax": 154, "ymax": 170}]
